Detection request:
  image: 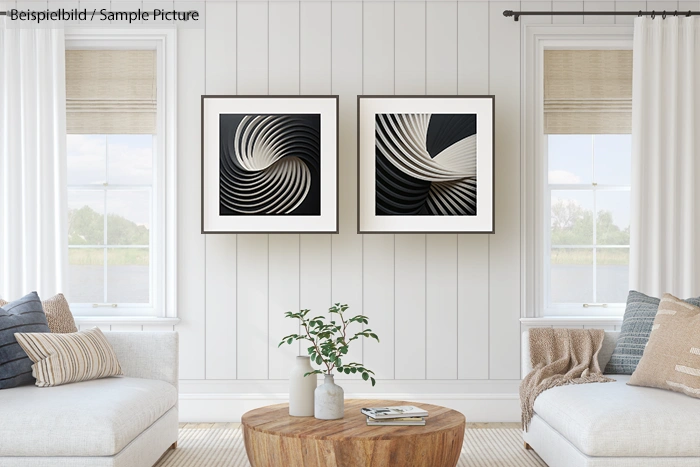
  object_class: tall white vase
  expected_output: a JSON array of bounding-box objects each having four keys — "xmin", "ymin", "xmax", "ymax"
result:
[
  {"xmin": 289, "ymin": 356, "xmax": 316, "ymax": 417},
  {"xmin": 314, "ymin": 374, "xmax": 344, "ymax": 420}
]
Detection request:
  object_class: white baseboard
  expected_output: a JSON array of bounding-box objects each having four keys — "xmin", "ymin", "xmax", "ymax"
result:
[{"xmin": 178, "ymin": 392, "xmax": 521, "ymax": 423}]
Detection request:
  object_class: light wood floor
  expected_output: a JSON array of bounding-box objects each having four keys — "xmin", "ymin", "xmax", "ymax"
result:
[{"xmin": 180, "ymin": 422, "xmax": 520, "ymax": 429}]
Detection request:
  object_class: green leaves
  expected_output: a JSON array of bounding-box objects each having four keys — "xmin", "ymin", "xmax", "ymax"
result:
[{"xmin": 279, "ymin": 304, "xmax": 380, "ymax": 387}]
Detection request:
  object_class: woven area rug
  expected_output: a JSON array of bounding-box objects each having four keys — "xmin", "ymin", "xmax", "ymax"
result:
[{"xmin": 155, "ymin": 425, "xmax": 546, "ymax": 467}]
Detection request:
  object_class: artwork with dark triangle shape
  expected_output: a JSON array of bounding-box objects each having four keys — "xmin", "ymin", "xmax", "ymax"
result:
[{"xmin": 375, "ymin": 113, "xmax": 477, "ymax": 216}]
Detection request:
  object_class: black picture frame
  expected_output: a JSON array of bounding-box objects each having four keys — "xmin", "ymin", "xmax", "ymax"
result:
[
  {"xmin": 201, "ymin": 95, "xmax": 340, "ymax": 234},
  {"xmin": 357, "ymin": 95, "xmax": 495, "ymax": 234}
]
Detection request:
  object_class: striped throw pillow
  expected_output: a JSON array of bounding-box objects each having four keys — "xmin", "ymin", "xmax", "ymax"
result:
[
  {"xmin": 605, "ymin": 290, "xmax": 700, "ymax": 374},
  {"xmin": 15, "ymin": 327, "xmax": 123, "ymax": 387},
  {"xmin": 629, "ymin": 294, "xmax": 700, "ymax": 398},
  {"xmin": 0, "ymin": 292, "xmax": 51, "ymax": 389}
]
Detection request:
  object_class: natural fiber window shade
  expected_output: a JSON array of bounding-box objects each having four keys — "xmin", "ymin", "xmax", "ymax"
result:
[
  {"xmin": 544, "ymin": 50, "xmax": 632, "ymax": 134},
  {"xmin": 66, "ymin": 50, "xmax": 156, "ymax": 134}
]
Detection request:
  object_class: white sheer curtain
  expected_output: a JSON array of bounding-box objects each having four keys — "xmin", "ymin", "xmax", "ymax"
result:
[
  {"xmin": 630, "ymin": 17, "xmax": 700, "ymax": 297},
  {"xmin": 0, "ymin": 25, "xmax": 68, "ymax": 300}
]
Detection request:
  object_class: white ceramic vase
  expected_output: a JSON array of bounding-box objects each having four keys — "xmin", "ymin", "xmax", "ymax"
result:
[
  {"xmin": 289, "ymin": 356, "xmax": 316, "ymax": 417},
  {"xmin": 314, "ymin": 374, "xmax": 344, "ymax": 420}
]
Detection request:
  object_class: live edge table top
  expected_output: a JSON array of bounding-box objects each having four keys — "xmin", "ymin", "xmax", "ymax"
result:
[
  {"xmin": 241, "ymin": 400, "xmax": 466, "ymax": 467},
  {"xmin": 240, "ymin": 399, "xmax": 466, "ymax": 440}
]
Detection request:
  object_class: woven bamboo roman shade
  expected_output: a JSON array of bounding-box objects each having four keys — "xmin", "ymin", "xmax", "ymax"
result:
[
  {"xmin": 544, "ymin": 50, "xmax": 632, "ymax": 134},
  {"xmin": 66, "ymin": 50, "xmax": 156, "ymax": 134}
]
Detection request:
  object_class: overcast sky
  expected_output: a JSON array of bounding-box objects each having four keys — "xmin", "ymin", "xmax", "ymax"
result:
[
  {"xmin": 549, "ymin": 134, "xmax": 631, "ymax": 231},
  {"xmin": 67, "ymin": 134, "xmax": 153, "ymax": 228}
]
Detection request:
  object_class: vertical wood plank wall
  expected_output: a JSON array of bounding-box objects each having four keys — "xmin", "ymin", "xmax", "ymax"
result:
[
  {"xmin": 175, "ymin": 0, "xmax": 526, "ymax": 385},
  {"xmin": 118, "ymin": 0, "xmax": 688, "ymax": 408}
]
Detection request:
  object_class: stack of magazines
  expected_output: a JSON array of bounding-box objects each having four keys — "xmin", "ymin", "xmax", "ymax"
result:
[{"xmin": 361, "ymin": 405, "xmax": 428, "ymax": 426}]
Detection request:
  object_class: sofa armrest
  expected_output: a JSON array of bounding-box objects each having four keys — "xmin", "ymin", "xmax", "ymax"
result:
[
  {"xmin": 521, "ymin": 329, "xmax": 621, "ymax": 379},
  {"xmin": 103, "ymin": 332, "xmax": 179, "ymax": 390},
  {"xmin": 522, "ymin": 331, "xmax": 531, "ymax": 378}
]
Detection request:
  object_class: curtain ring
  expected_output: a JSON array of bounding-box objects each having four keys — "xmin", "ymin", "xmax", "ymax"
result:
[
  {"xmin": 638, "ymin": 10, "xmax": 643, "ymax": 17},
  {"xmin": 662, "ymin": 11, "xmax": 667, "ymax": 19},
  {"xmin": 651, "ymin": 10, "xmax": 656, "ymax": 19},
  {"xmin": 687, "ymin": 10, "xmax": 692, "ymax": 17},
  {"xmin": 674, "ymin": 10, "xmax": 678, "ymax": 17}
]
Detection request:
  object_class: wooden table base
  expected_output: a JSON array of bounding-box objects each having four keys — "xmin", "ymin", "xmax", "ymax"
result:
[{"xmin": 242, "ymin": 400, "xmax": 465, "ymax": 467}]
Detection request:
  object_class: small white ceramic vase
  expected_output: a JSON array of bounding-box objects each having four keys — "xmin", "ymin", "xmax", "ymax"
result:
[
  {"xmin": 314, "ymin": 374, "xmax": 344, "ymax": 420},
  {"xmin": 289, "ymin": 356, "xmax": 316, "ymax": 417}
]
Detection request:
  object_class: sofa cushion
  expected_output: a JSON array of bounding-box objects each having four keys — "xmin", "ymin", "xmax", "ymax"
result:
[
  {"xmin": 0, "ymin": 292, "xmax": 51, "ymax": 389},
  {"xmin": 629, "ymin": 294, "xmax": 700, "ymax": 399},
  {"xmin": 0, "ymin": 294, "xmax": 78, "ymax": 333},
  {"xmin": 0, "ymin": 377, "xmax": 177, "ymax": 456},
  {"xmin": 605, "ymin": 291, "xmax": 700, "ymax": 375},
  {"xmin": 533, "ymin": 374, "xmax": 700, "ymax": 457},
  {"xmin": 16, "ymin": 327, "xmax": 123, "ymax": 387},
  {"xmin": 40, "ymin": 293, "xmax": 78, "ymax": 333}
]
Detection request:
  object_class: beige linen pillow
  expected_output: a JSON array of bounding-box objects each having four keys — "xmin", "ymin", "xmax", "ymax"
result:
[
  {"xmin": 629, "ymin": 293, "xmax": 700, "ymax": 398},
  {"xmin": 14, "ymin": 327, "xmax": 123, "ymax": 387},
  {"xmin": 0, "ymin": 293, "xmax": 77, "ymax": 333},
  {"xmin": 41, "ymin": 293, "xmax": 78, "ymax": 333}
]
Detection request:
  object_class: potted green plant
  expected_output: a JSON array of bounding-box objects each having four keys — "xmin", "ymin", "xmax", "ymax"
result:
[{"xmin": 279, "ymin": 303, "xmax": 379, "ymax": 420}]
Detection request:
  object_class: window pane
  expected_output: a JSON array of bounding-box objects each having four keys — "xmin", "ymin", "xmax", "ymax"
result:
[
  {"xmin": 108, "ymin": 135, "xmax": 154, "ymax": 185},
  {"xmin": 596, "ymin": 191, "xmax": 630, "ymax": 245},
  {"xmin": 106, "ymin": 191, "xmax": 150, "ymax": 245},
  {"xmin": 597, "ymin": 248, "xmax": 630, "ymax": 303},
  {"xmin": 551, "ymin": 190, "xmax": 594, "ymax": 245},
  {"xmin": 594, "ymin": 135, "xmax": 631, "ymax": 185},
  {"xmin": 551, "ymin": 248, "xmax": 593, "ymax": 303},
  {"xmin": 68, "ymin": 191, "xmax": 104, "ymax": 245},
  {"xmin": 67, "ymin": 248, "xmax": 104, "ymax": 303},
  {"xmin": 107, "ymin": 248, "xmax": 149, "ymax": 304},
  {"xmin": 67, "ymin": 135, "xmax": 106, "ymax": 185},
  {"xmin": 548, "ymin": 135, "xmax": 592, "ymax": 184}
]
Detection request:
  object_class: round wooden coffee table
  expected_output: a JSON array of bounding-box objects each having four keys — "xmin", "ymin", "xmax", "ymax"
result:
[{"xmin": 241, "ymin": 399, "xmax": 465, "ymax": 467}]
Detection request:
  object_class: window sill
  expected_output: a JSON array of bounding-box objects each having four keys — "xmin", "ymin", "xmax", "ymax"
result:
[
  {"xmin": 74, "ymin": 316, "xmax": 181, "ymax": 326},
  {"xmin": 520, "ymin": 316, "xmax": 622, "ymax": 327}
]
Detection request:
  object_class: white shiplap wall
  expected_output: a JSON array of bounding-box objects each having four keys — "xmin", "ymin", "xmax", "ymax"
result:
[{"xmin": 110, "ymin": 0, "xmax": 691, "ymax": 421}]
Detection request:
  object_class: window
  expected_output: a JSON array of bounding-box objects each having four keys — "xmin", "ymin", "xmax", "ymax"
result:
[
  {"xmin": 546, "ymin": 134, "xmax": 631, "ymax": 312},
  {"xmin": 65, "ymin": 31, "xmax": 176, "ymax": 318},
  {"xmin": 538, "ymin": 47, "xmax": 633, "ymax": 316},
  {"xmin": 67, "ymin": 134, "xmax": 154, "ymax": 310}
]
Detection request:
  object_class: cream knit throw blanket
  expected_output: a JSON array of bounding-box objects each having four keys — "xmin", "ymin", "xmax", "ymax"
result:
[{"xmin": 520, "ymin": 328, "xmax": 614, "ymax": 431}]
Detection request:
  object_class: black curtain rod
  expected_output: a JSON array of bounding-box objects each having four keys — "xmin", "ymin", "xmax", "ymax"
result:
[{"xmin": 504, "ymin": 9, "xmax": 700, "ymax": 21}]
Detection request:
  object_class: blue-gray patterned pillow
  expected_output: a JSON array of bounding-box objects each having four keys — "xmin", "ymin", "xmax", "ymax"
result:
[
  {"xmin": 605, "ymin": 290, "xmax": 700, "ymax": 374},
  {"xmin": 0, "ymin": 292, "xmax": 50, "ymax": 389}
]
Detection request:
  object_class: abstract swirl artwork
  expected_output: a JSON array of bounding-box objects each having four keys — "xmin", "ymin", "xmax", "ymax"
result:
[
  {"xmin": 359, "ymin": 96, "xmax": 494, "ymax": 233},
  {"xmin": 219, "ymin": 114, "xmax": 321, "ymax": 216},
  {"xmin": 375, "ymin": 113, "xmax": 477, "ymax": 216},
  {"xmin": 202, "ymin": 96, "xmax": 338, "ymax": 233}
]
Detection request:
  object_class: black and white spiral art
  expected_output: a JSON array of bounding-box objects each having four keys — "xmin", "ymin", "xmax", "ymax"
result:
[
  {"xmin": 375, "ymin": 113, "xmax": 477, "ymax": 216},
  {"xmin": 219, "ymin": 114, "xmax": 321, "ymax": 216}
]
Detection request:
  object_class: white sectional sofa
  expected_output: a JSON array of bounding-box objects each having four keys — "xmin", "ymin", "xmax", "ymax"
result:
[
  {"xmin": 522, "ymin": 330, "xmax": 700, "ymax": 467},
  {"xmin": 0, "ymin": 332, "xmax": 179, "ymax": 467}
]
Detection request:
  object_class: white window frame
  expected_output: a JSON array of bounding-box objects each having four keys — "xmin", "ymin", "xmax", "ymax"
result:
[
  {"xmin": 65, "ymin": 29, "xmax": 177, "ymax": 321},
  {"xmin": 521, "ymin": 25, "xmax": 633, "ymax": 319}
]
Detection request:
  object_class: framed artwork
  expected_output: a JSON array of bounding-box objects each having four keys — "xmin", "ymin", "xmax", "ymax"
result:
[
  {"xmin": 201, "ymin": 95, "xmax": 338, "ymax": 233},
  {"xmin": 357, "ymin": 95, "xmax": 495, "ymax": 233}
]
